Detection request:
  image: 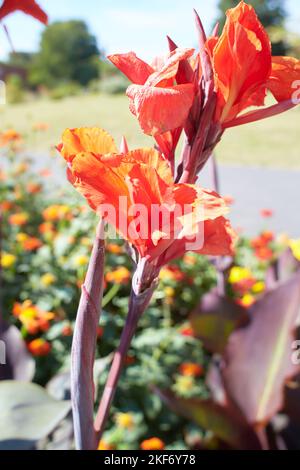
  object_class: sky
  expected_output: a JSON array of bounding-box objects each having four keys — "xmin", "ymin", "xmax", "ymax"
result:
[{"xmin": 0, "ymin": 0, "xmax": 299, "ymax": 61}]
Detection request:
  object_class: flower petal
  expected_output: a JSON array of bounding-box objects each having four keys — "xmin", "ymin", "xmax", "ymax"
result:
[
  {"xmin": 108, "ymin": 52, "xmax": 154, "ymax": 85},
  {"xmin": 127, "ymin": 84, "xmax": 195, "ymax": 135},
  {"xmin": 268, "ymin": 56, "xmax": 300, "ymax": 102},
  {"xmin": 0, "ymin": 0, "xmax": 48, "ymax": 24},
  {"xmin": 210, "ymin": 0, "xmax": 271, "ymax": 123},
  {"xmin": 60, "ymin": 127, "xmax": 117, "ymax": 162}
]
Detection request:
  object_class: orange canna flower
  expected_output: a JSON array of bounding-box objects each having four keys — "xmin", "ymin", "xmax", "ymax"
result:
[
  {"xmin": 140, "ymin": 437, "xmax": 165, "ymax": 451},
  {"xmin": 206, "ymin": 1, "xmax": 300, "ymax": 127},
  {"xmin": 58, "ymin": 127, "xmax": 235, "ymax": 265},
  {"xmin": 108, "ymin": 48, "xmax": 195, "ymax": 137},
  {"xmin": 207, "ymin": 1, "xmax": 271, "ymax": 124},
  {"xmin": 0, "ymin": 0, "xmax": 48, "ymax": 24},
  {"xmin": 268, "ymin": 56, "xmax": 300, "ymax": 102}
]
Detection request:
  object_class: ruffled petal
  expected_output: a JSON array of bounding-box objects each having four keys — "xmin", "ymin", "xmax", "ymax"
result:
[
  {"xmin": 60, "ymin": 127, "xmax": 117, "ymax": 162},
  {"xmin": 127, "ymin": 83, "xmax": 195, "ymax": 135},
  {"xmin": 268, "ymin": 56, "xmax": 300, "ymax": 102}
]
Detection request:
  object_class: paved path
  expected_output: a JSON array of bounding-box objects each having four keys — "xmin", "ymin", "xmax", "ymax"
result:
[{"xmin": 200, "ymin": 164, "xmax": 300, "ymax": 237}]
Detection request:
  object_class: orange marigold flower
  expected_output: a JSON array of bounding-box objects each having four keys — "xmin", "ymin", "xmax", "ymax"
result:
[
  {"xmin": 26, "ymin": 182, "xmax": 42, "ymax": 194},
  {"xmin": 254, "ymin": 246, "xmax": 274, "ymax": 261},
  {"xmin": 58, "ymin": 127, "xmax": 235, "ymax": 265},
  {"xmin": 109, "ymin": 49, "xmax": 195, "ymax": 137},
  {"xmin": 9, "ymin": 212, "xmax": 29, "ymax": 226},
  {"xmin": 13, "ymin": 300, "xmax": 55, "ymax": 335},
  {"xmin": 42, "ymin": 205, "xmax": 71, "ymax": 222},
  {"xmin": 98, "ymin": 440, "xmax": 115, "ymax": 451},
  {"xmin": 180, "ymin": 325, "xmax": 195, "ymax": 337},
  {"xmin": 62, "ymin": 324, "xmax": 73, "ymax": 337},
  {"xmin": 179, "ymin": 362, "xmax": 204, "ymax": 377},
  {"xmin": 106, "ymin": 243, "xmax": 123, "ymax": 255},
  {"xmin": 106, "ymin": 266, "xmax": 131, "ymax": 284},
  {"xmin": 0, "ymin": 0, "xmax": 48, "ymax": 24},
  {"xmin": 27, "ymin": 338, "xmax": 51, "ymax": 357},
  {"xmin": 0, "ymin": 129, "xmax": 22, "ymax": 146},
  {"xmin": 21, "ymin": 236, "xmax": 42, "ymax": 251},
  {"xmin": 38, "ymin": 222, "xmax": 55, "ymax": 234},
  {"xmin": 0, "ymin": 200, "xmax": 13, "ymax": 212},
  {"xmin": 140, "ymin": 437, "xmax": 165, "ymax": 451}
]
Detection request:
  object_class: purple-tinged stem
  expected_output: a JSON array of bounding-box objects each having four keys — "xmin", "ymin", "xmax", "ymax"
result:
[
  {"xmin": 1, "ymin": 22, "xmax": 15, "ymax": 53},
  {"xmin": 210, "ymin": 153, "xmax": 220, "ymax": 194},
  {"xmin": 94, "ymin": 259, "xmax": 158, "ymax": 439},
  {"xmin": 71, "ymin": 220, "xmax": 105, "ymax": 450}
]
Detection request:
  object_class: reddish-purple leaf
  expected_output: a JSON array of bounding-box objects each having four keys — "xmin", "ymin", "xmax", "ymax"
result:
[
  {"xmin": 222, "ymin": 272, "xmax": 300, "ymax": 426},
  {"xmin": 190, "ymin": 288, "xmax": 249, "ymax": 354},
  {"xmin": 155, "ymin": 388, "xmax": 261, "ymax": 449}
]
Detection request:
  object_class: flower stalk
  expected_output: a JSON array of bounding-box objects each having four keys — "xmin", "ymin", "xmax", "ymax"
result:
[
  {"xmin": 94, "ymin": 258, "xmax": 159, "ymax": 439},
  {"xmin": 71, "ymin": 219, "xmax": 105, "ymax": 450}
]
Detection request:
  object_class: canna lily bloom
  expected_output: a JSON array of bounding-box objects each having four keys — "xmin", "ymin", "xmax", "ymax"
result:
[
  {"xmin": 108, "ymin": 48, "xmax": 195, "ymax": 138},
  {"xmin": 58, "ymin": 127, "xmax": 235, "ymax": 265},
  {"xmin": 206, "ymin": 1, "xmax": 300, "ymax": 128},
  {"xmin": 0, "ymin": 0, "xmax": 48, "ymax": 24}
]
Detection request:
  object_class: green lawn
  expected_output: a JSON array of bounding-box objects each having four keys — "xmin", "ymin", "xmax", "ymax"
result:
[{"xmin": 0, "ymin": 93, "xmax": 299, "ymax": 168}]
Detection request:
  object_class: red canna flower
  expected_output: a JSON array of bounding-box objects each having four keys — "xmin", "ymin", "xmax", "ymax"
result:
[
  {"xmin": 0, "ymin": 0, "xmax": 48, "ymax": 24},
  {"xmin": 206, "ymin": 1, "xmax": 300, "ymax": 128},
  {"xmin": 108, "ymin": 48, "xmax": 195, "ymax": 138},
  {"xmin": 58, "ymin": 127, "xmax": 235, "ymax": 266}
]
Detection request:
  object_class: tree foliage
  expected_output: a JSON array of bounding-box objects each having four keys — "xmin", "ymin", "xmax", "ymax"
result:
[{"xmin": 29, "ymin": 21, "xmax": 100, "ymax": 88}]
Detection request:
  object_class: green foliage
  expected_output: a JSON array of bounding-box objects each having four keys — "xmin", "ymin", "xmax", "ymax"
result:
[
  {"xmin": 49, "ymin": 82, "xmax": 82, "ymax": 100},
  {"xmin": 6, "ymin": 74, "xmax": 25, "ymax": 104},
  {"xmin": 100, "ymin": 76, "xmax": 130, "ymax": 95},
  {"xmin": 29, "ymin": 21, "xmax": 100, "ymax": 89}
]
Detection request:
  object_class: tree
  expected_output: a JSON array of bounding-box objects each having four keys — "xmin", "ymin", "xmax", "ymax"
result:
[
  {"xmin": 215, "ymin": 0, "xmax": 288, "ymax": 55},
  {"xmin": 29, "ymin": 20, "xmax": 100, "ymax": 88}
]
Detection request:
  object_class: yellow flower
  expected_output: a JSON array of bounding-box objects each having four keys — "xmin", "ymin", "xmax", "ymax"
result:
[
  {"xmin": 228, "ymin": 266, "xmax": 252, "ymax": 284},
  {"xmin": 115, "ymin": 412, "xmax": 135, "ymax": 429},
  {"xmin": 41, "ymin": 273, "xmax": 56, "ymax": 286},
  {"xmin": 74, "ymin": 255, "xmax": 89, "ymax": 267},
  {"xmin": 1, "ymin": 253, "xmax": 16, "ymax": 268},
  {"xmin": 16, "ymin": 232, "xmax": 29, "ymax": 243},
  {"xmin": 238, "ymin": 294, "xmax": 255, "ymax": 308},
  {"xmin": 252, "ymin": 281, "xmax": 265, "ymax": 294},
  {"xmin": 164, "ymin": 287, "xmax": 175, "ymax": 297},
  {"xmin": 290, "ymin": 239, "xmax": 300, "ymax": 261},
  {"xmin": 174, "ymin": 375, "xmax": 195, "ymax": 394}
]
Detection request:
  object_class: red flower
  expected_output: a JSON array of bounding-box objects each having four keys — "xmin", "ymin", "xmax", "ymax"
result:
[
  {"xmin": 0, "ymin": 0, "xmax": 48, "ymax": 24},
  {"xmin": 260, "ymin": 209, "xmax": 273, "ymax": 218},
  {"xmin": 109, "ymin": 49, "xmax": 195, "ymax": 137},
  {"xmin": 206, "ymin": 1, "xmax": 300, "ymax": 128}
]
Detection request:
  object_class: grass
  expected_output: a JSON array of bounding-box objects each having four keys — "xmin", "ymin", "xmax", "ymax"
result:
[{"xmin": 0, "ymin": 92, "xmax": 299, "ymax": 169}]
